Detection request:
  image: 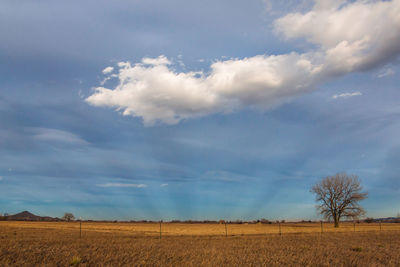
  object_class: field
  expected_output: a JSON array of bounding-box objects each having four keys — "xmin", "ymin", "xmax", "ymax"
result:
[{"xmin": 1, "ymin": 221, "xmax": 400, "ymax": 266}]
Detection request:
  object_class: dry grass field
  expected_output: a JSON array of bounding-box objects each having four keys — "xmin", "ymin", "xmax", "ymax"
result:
[{"xmin": 1, "ymin": 221, "xmax": 400, "ymax": 266}]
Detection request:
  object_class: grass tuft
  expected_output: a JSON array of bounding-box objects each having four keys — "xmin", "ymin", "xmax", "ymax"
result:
[{"xmin": 70, "ymin": 256, "xmax": 82, "ymax": 266}]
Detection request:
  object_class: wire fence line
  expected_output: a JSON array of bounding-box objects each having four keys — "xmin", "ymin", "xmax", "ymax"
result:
[{"xmin": 2, "ymin": 221, "xmax": 399, "ymax": 238}]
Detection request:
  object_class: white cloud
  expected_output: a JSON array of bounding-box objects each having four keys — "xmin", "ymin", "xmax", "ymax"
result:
[
  {"xmin": 78, "ymin": 89, "xmax": 85, "ymax": 99},
  {"xmin": 160, "ymin": 183, "xmax": 168, "ymax": 187},
  {"xmin": 96, "ymin": 183, "xmax": 147, "ymax": 188},
  {"xmin": 332, "ymin": 92, "xmax": 362, "ymax": 99},
  {"xmin": 274, "ymin": 0, "xmax": 400, "ymax": 73},
  {"xmin": 87, "ymin": 60, "xmax": 220, "ymax": 125},
  {"xmin": 87, "ymin": 0, "xmax": 400, "ymax": 125},
  {"xmin": 177, "ymin": 54, "xmax": 185, "ymax": 68},
  {"xmin": 102, "ymin": 66, "xmax": 114, "ymax": 74},
  {"xmin": 378, "ymin": 66, "xmax": 395, "ymax": 78},
  {"xmin": 141, "ymin": 55, "xmax": 171, "ymax": 66},
  {"xmin": 32, "ymin": 128, "xmax": 89, "ymax": 145}
]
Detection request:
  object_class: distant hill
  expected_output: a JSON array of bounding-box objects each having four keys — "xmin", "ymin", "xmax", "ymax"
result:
[{"xmin": 5, "ymin": 211, "xmax": 60, "ymax": 221}]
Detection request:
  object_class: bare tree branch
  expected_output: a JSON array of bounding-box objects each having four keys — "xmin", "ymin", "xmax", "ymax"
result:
[{"xmin": 311, "ymin": 173, "xmax": 367, "ymax": 227}]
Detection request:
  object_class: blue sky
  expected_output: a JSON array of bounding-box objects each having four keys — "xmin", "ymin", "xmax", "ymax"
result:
[{"xmin": 1, "ymin": 0, "xmax": 400, "ymax": 221}]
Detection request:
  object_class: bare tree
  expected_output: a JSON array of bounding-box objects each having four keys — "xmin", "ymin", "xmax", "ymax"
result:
[
  {"xmin": 62, "ymin": 212, "xmax": 75, "ymax": 222},
  {"xmin": 311, "ymin": 173, "xmax": 367, "ymax": 228}
]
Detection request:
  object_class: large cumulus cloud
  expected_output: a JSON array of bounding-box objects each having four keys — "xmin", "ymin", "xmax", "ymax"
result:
[{"xmin": 86, "ymin": 0, "xmax": 400, "ymax": 125}]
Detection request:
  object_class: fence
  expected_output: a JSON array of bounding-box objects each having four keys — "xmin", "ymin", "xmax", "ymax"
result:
[{"xmin": 1, "ymin": 221, "xmax": 399, "ymax": 238}]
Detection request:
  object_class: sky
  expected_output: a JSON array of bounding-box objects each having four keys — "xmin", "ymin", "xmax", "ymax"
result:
[{"xmin": 1, "ymin": 0, "xmax": 400, "ymax": 221}]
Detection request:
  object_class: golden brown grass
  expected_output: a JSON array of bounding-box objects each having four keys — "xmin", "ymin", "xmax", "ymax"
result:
[
  {"xmin": 2, "ymin": 221, "xmax": 399, "ymax": 236},
  {"xmin": 1, "ymin": 221, "xmax": 400, "ymax": 266}
]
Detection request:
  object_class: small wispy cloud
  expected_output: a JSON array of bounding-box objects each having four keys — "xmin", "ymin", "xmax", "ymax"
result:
[
  {"xmin": 160, "ymin": 183, "xmax": 168, "ymax": 187},
  {"xmin": 96, "ymin": 183, "xmax": 147, "ymax": 188},
  {"xmin": 32, "ymin": 128, "xmax": 89, "ymax": 145},
  {"xmin": 332, "ymin": 92, "xmax": 362, "ymax": 99},
  {"xmin": 378, "ymin": 67, "xmax": 395, "ymax": 78},
  {"xmin": 203, "ymin": 170, "xmax": 254, "ymax": 183},
  {"xmin": 102, "ymin": 66, "xmax": 114, "ymax": 74},
  {"xmin": 78, "ymin": 89, "xmax": 85, "ymax": 99},
  {"xmin": 177, "ymin": 54, "xmax": 185, "ymax": 68},
  {"xmin": 262, "ymin": 0, "xmax": 275, "ymax": 14}
]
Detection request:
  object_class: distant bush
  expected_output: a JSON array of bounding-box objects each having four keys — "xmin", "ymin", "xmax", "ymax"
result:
[
  {"xmin": 62, "ymin": 213, "xmax": 75, "ymax": 222},
  {"xmin": 0, "ymin": 213, "xmax": 8, "ymax": 221},
  {"xmin": 364, "ymin": 218, "xmax": 374, "ymax": 223},
  {"xmin": 260, "ymin": 219, "xmax": 271, "ymax": 224}
]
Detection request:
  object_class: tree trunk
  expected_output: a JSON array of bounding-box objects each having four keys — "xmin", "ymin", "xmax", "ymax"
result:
[{"xmin": 334, "ymin": 216, "xmax": 340, "ymax": 228}]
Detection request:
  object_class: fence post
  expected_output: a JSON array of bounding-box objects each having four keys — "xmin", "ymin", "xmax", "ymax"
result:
[
  {"xmin": 279, "ymin": 222, "xmax": 281, "ymax": 235},
  {"xmin": 380, "ymin": 222, "xmax": 382, "ymax": 231},
  {"xmin": 80, "ymin": 220, "xmax": 82, "ymax": 238},
  {"xmin": 353, "ymin": 221, "xmax": 356, "ymax": 232},
  {"xmin": 225, "ymin": 222, "xmax": 227, "ymax": 237},
  {"xmin": 320, "ymin": 221, "xmax": 323, "ymax": 233},
  {"xmin": 159, "ymin": 221, "xmax": 162, "ymax": 239}
]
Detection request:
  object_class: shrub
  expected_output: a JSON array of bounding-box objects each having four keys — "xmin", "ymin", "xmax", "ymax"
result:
[{"xmin": 364, "ymin": 218, "xmax": 374, "ymax": 223}]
